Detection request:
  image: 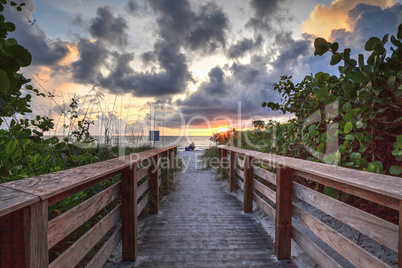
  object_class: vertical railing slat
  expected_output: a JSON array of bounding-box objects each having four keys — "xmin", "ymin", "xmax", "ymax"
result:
[
  {"xmin": 149, "ymin": 155, "xmax": 159, "ymax": 214},
  {"xmin": 243, "ymin": 155, "xmax": 254, "ymax": 213},
  {"xmin": 121, "ymin": 164, "xmax": 138, "ymax": 261},
  {"xmin": 230, "ymin": 151, "xmax": 236, "ymax": 192},
  {"xmin": 161, "ymin": 151, "xmax": 169, "ymax": 193},
  {"xmin": 275, "ymin": 165, "xmax": 293, "ymax": 260},
  {"xmin": 398, "ymin": 200, "xmax": 401, "ymax": 268}
]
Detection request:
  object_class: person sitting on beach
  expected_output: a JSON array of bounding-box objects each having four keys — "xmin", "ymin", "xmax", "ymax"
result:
[{"xmin": 189, "ymin": 142, "xmax": 195, "ymax": 151}]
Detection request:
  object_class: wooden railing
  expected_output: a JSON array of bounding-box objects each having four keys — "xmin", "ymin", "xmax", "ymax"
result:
[
  {"xmin": 0, "ymin": 146, "xmax": 177, "ymax": 267},
  {"xmin": 218, "ymin": 145, "xmax": 402, "ymax": 268}
]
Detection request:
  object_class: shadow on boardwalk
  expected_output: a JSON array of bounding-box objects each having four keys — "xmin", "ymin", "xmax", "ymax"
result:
[{"xmin": 116, "ymin": 151, "xmax": 295, "ymax": 267}]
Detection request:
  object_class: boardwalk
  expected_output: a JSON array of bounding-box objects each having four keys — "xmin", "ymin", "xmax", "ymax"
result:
[{"xmin": 131, "ymin": 151, "xmax": 294, "ymax": 267}]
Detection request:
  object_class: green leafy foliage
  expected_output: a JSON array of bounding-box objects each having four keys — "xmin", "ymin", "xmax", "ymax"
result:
[{"xmin": 259, "ymin": 24, "xmax": 402, "ymax": 177}]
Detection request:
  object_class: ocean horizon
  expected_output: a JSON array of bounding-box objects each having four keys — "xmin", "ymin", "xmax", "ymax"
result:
[{"xmin": 54, "ymin": 135, "xmax": 216, "ymax": 149}]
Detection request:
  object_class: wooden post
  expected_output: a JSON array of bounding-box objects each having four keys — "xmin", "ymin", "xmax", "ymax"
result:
[
  {"xmin": 398, "ymin": 200, "xmax": 401, "ymax": 268},
  {"xmin": 173, "ymin": 147, "xmax": 178, "ymax": 170},
  {"xmin": 169, "ymin": 149, "xmax": 174, "ymax": 170},
  {"xmin": 275, "ymin": 165, "xmax": 293, "ymax": 260},
  {"xmin": 218, "ymin": 148, "xmax": 223, "ymax": 174},
  {"xmin": 0, "ymin": 200, "xmax": 49, "ymax": 267},
  {"xmin": 121, "ymin": 164, "xmax": 138, "ymax": 261},
  {"xmin": 230, "ymin": 151, "xmax": 236, "ymax": 192},
  {"xmin": 149, "ymin": 155, "xmax": 159, "ymax": 214},
  {"xmin": 243, "ymin": 155, "xmax": 254, "ymax": 213},
  {"xmin": 161, "ymin": 151, "xmax": 169, "ymax": 193}
]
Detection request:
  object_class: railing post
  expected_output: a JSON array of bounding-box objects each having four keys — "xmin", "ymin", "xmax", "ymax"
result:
[
  {"xmin": 149, "ymin": 155, "xmax": 159, "ymax": 214},
  {"xmin": 0, "ymin": 200, "xmax": 49, "ymax": 267},
  {"xmin": 121, "ymin": 164, "xmax": 138, "ymax": 261},
  {"xmin": 230, "ymin": 151, "xmax": 236, "ymax": 192},
  {"xmin": 173, "ymin": 147, "xmax": 178, "ymax": 170},
  {"xmin": 398, "ymin": 200, "xmax": 401, "ymax": 268},
  {"xmin": 275, "ymin": 165, "xmax": 293, "ymax": 260},
  {"xmin": 244, "ymin": 155, "xmax": 254, "ymax": 213},
  {"xmin": 161, "ymin": 151, "xmax": 169, "ymax": 194},
  {"xmin": 218, "ymin": 147, "xmax": 223, "ymax": 173},
  {"xmin": 169, "ymin": 149, "xmax": 174, "ymax": 170}
]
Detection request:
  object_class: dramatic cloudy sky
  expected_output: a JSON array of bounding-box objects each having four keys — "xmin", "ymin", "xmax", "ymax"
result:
[{"xmin": 3, "ymin": 0, "xmax": 402, "ymax": 136}]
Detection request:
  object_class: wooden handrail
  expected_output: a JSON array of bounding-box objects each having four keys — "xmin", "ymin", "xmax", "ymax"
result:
[
  {"xmin": 0, "ymin": 145, "xmax": 177, "ymax": 267},
  {"xmin": 218, "ymin": 145, "xmax": 402, "ymax": 268}
]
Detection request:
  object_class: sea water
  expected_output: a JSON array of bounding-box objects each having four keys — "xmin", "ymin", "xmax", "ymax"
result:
[{"xmin": 54, "ymin": 135, "xmax": 216, "ymax": 150}]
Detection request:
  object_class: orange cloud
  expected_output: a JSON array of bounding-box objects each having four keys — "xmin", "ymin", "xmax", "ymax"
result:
[{"xmin": 302, "ymin": 0, "xmax": 393, "ymax": 40}]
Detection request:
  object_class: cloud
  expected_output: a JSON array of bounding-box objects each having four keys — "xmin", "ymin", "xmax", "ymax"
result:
[
  {"xmin": 246, "ymin": 0, "xmax": 282, "ymax": 32},
  {"xmin": 88, "ymin": 6, "xmax": 129, "ymax": 48},
  {"xmin": 148, "ymin": 0, "xmax": 229, "ymax": 53},
  {"xmin": 302, "ymin": 0, "xmax": 393, "ymax": 39},
  {"xmin": 4, "ymin": 0, "xmax": 70, "ymax": 66},
  {"xmin": 226, "ymin": 35, "xmax": 263, "ymax": 59},
  {"xmin": 98, "ymin": 47, "xmax": 193, "ymax": 97},
  {"xmin": 71, "ymin": 39, "xmax": 109, "ymax": 84},
  {"xmin": 127, "ymin": 0, "xmax": 140, "ymax": 15},
  {"xmin": 329, "ymin": 3, "xmax": 402, "ymax": 48},
  {"xmin": 271, "ymin": 32, "xmax": 312, "ymax": 71}
]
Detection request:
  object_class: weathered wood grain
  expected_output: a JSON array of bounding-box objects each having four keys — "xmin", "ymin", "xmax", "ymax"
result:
[
  {"xmin": 294, "ymin": 170, "xmax": 399, "ymax": 210},
  {"xmin": 149, "ymin": 155, "xmax": 159, "ymax": 214},
  {"xmin": 236, "ymin": 168, "xmax": 244, "ymax": 179},
  {"xmin": 137, "ymin": 195, "xmax": 149, "ymax": 217},
  {"xmin": 49, "ymin": 205, "xmax": 121, "ymax": 268},
  {"xmin": 133, "ymin": 153, "xmax": 294, "ymax": 268},
  {"xmin": 230, "ymin": 151, "xmax": 236, "ymax": 192},
  {"xmin": 237, "ymin": 178, "xmax": 244, "ymax": 190},
  {"xmin": 244, "ymin": 156, "xmax": 254, "ymax": 213},
  {"xmin": 293, "ymin": 182, "xmax": 398, "ymax": 252},
  {"xmin": 47, "ymin": 182, "xmax": 121, "ymax": 249},
  {"xmin": 236, "ymin": 157, "xmax": 244, "ymax": 169},
  {"xmin": 293, "ymin": 204, "xmax": 390, "ymax": 268},
  {"xmin": 2, "ymin": 146, "xmax": 176, "ymax": 203},
  {"xmin": 137, "ymin": 167, "xmax": 149, "ymax": 182},
  {"xmin": 399, "ymin": 200, "xmax": 401, "ymax": 268},
  {"xmin": 25, "ymin": 200, "xmax": 49, "ymax": 268},
  {"xmin": 161, "ymin": 151, "xmax": 169, "ymax": 192},
  {"xmin": 1, "ymin": 201, "xmax": 49, "ymax": 267},
  {"xmin": 253, "ymin": 166, "xmax": 276, "ymax": 185},
  {"xmin": 275, "ymin": 166, "xmax": 293, "ymax": 260},
  {"xmin": 253, "ymin": 179, "xmax": 276, "ymax": 204},
  {"xmin": 292, "ymin": 225, "xmax": 341, "ymax": 268},
  {"xmin": 0, "ymin": 186, "xmax": 39, "ymax": 217},
  {"xmin": 85, "ymin": 226, "xmax": 122, "ymax": 268},
  {"xmin": 137, "ymin": 179, "xmax": 149, "ymax": 200},
  {"xmin": 253, "ymin": 193, "xmax": 276, "ymax": 220},
  {"xmin": 121, "ymin": 165, "xmax": 138, "ymax": 261},
  {"xmin": 218, "ymin": 145, "xmax": 402, "ymax": 202}
]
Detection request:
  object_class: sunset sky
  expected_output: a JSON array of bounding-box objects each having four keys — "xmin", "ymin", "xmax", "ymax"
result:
[{"xmin": 4, "ymin": 0, "xmax": 402, "ymax": 136}]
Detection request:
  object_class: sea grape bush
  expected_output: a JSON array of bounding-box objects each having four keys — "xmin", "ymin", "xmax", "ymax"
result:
[{"xmin": 258, "ymin": 24, "xmax": 402, "ymax": 176}]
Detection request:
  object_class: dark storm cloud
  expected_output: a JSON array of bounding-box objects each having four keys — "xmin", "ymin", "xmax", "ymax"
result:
[
  {"xmin": 230, "ymin": 63, "xmax": 261, "ymax": 85},
  {"xmin": 127, "ymin": 0, "xmax": 140, "ymax": 15},
  {"xmin": 71, "ymin": 14, "xmax": 84, "ymax": 26},
  {"xmin": 246, "ymin": 0, "xmax": 281, "ymax": 32},
  {"xmin": 71, "ymin": 39, "xmax": 109, "ymax": 84},
  {"xmin": 3, "ymin": 1, "xmax": 70, "ymax": 66},
  {"xmin": 271, "ymin": 32, "xmax": 312, "ymax": 71},
  {"xmin": 96, "ymin": 45, "xmax": 193, "ymax": 97},
  {"xmin": 88, "ymin": 6, "xmax": 128, "ymax": 47},
  {"xmin": 148, "ymin": 0, "xmax": 229, "ymax": 53},
  {"xmin": 330, "ymin": 3, "xmax": 402, "ymax": 48},
  {"xmin": 201, "ymin": 67, "xmax": 226, "ymax": 96},
  {"xmin": 227, "ymin": 35, "xmax": 263, "ymax": 59},
  {"xmin": 69, "ymin": 1, "xmax": 197, "ymax": 97},
  {"xmin": 141, "ymin": 51, "xmax": 157, "ymax": 65},
  {"xmin": 95, "ymin": 0, "xmax": 230, "ymax": 97}
]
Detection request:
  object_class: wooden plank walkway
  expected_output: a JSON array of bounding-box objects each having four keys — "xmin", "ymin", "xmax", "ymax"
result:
[{"xmin": 130, "ymin": 152, "xmax": 295, "ymax": 267}]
